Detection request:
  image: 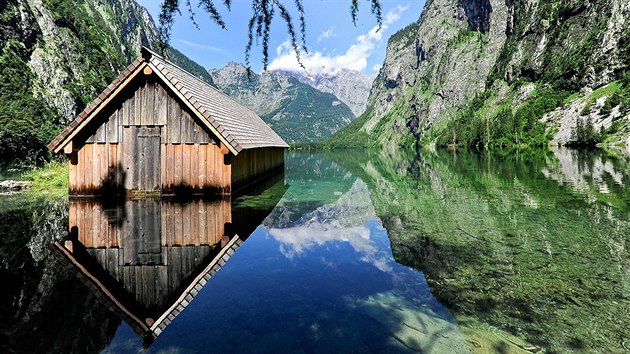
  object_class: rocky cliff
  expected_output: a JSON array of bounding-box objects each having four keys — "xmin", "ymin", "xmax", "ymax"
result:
[
  {"xmin": 335, "ymin": 0, "xmax": 630, "ymax": 151},
  {"xmin": 0, "ymin": 0, "xmax": 212, "ymax": 161},
  {"xmin": 209, "ymin": 62, "xmax": 355, "ymax": 143},
  {"xmin": 272, "ymin": 69, "xmax": 373, "ymax": 117}
]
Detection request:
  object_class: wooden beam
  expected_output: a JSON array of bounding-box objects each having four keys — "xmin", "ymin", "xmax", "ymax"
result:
[
  {"xmin": 143, "ymin": 66, "xmax": 153, "ymax": 76},
  {"xmin": 220, "ymin": 142, "xmax": 230, "ymax": 155}
]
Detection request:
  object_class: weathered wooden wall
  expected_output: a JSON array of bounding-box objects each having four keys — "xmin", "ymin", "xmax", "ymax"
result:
[
  {"xmin": 232, "ymin": 147, "xmax": 285, "ymax": 190},
  {"xmin": 69, "ymin": 76, "xmax": 231, "ymax": 195},
  {"xmin": 69, "ymin": 198, "xmax": 232, "ymax": 309},
  {"xmin": 161, "ymin": 143, "xmax": 230, "ymax": 195}
]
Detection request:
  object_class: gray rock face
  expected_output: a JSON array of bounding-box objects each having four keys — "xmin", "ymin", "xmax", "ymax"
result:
[
  {"xmin": 0, "ymin": 180, "xmax": 32, "ymax": 193},
  {"xmin": 13, "ymin": 0, "xmax": 158, "ymax": 124},
  {"xmin": 209, "ymin": 62, "xmax": 356, "ymax": 142},
  {"xmin": 273, "ymin": 69, "xmax": 373, "ymax": 117},
  {"xmin": 4, "ymin": 0, "xmax": 210, "ymax": 126},
  {"xmin": 350, "ymin": 0, "xmax": 630, "ymax": 149}
]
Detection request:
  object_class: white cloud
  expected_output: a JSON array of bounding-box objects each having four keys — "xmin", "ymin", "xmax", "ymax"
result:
[
  {"xmin": 317, "ymin": 26, "xmax": 336, "ymax": 42},
  {"xmin": 372, "ymin": 64, "xmax": 382, "ymax": 74},
  {"xmin": 268, "ymin": 5, "xmax": 409, "ymax": 76},
  {"xmin": 176, "ymin": 39, "xmax": 228, "ymax": 54}
]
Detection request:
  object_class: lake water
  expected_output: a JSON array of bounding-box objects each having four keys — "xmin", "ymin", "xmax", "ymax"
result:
[{"xmin": 1, "ymin": 149, "xmax": 628, "ymax": 353}]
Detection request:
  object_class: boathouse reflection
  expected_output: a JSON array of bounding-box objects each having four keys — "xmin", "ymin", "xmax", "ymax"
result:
[{"xmin": 52, "ymin": 177, "xmax": 286, "ymax": 346}]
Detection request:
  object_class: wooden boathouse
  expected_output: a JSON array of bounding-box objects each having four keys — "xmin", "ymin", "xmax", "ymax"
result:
[{"xmin": 48, "ymin": 47, "xmax": 288, "ymax": 196}]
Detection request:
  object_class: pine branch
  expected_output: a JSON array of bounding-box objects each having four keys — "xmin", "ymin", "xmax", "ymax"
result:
[
  {"xmin": 350, "ymin": 0, "xmax": 359, "ymax": 25},
  {"xmin": 158, "ymin": 0, "xmax": 180, "ymax": 55},
  {"xmin": 198, "ymin": 0, "xmax": 227, "ymax": 29},
  {"xmin": 186, "ymin": 0, "xmax": 201, "ymax": 30}
]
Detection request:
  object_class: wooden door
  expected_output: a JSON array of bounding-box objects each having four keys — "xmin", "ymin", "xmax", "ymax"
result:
[{"xmin": 123, "ymin": 127, "xmax": 161, "ymax": 193}]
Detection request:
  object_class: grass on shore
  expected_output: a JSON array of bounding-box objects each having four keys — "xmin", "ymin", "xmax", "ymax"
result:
[{"xmin": 21, "ymin": 160, "xmax": 68, "ymax": 198}]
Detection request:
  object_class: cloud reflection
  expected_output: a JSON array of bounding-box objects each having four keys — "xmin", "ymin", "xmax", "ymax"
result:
[{"xmin": 266, "ymin": 180, "xmax": 393, "ymax": 272}]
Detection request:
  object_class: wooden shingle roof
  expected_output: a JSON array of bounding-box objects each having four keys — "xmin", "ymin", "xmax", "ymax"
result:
[{"xmin": 48, "ymin": 47, "xmax": 288, "ymax": 154}]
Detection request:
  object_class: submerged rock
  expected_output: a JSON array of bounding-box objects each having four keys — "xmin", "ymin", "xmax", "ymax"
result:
[{"xmin": 0, "ymin": 180, "xmax": 32, "ymax": 193}]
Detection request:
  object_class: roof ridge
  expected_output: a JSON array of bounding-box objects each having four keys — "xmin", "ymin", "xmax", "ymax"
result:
[
  {"xmin": 151, "ymin": 54, "xmax": 262, "ymax": 119},
  {"xmin": 151, "ymin": 59, "xmax": 242, "ymax": 151}
]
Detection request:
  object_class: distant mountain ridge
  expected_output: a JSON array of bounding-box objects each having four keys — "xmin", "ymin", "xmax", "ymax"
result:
[
  {"xmin": 209, "ymin": 62, "xmax": 356, "ymax": 143},
  {"xmin": 272, "ymin": 69, "xmax": 373, "ymax": 117}
]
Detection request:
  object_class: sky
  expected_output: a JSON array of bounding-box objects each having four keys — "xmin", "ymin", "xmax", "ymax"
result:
[{"xmin": 136, "ymin": 0, "xmax": 425, "ymax": 75}]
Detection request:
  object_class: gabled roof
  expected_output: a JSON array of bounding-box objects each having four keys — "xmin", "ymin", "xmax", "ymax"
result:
[
  {"xmin": 52, "ymin": 234, "xmax": 245, "ymax": 345},
  {"xmin": 48, "ymin": 47, "xmax": 288, "ymax": 154}
]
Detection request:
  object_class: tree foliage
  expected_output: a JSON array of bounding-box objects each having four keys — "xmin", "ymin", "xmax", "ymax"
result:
[{"xmin": 157, "ymin": 0, "xmax": 382, "ymax": 70}]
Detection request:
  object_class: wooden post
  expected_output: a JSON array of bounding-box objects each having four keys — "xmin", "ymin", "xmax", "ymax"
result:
[{"xmin": 219, "ymin": 142, "xmax": 229, "ymax": 155}]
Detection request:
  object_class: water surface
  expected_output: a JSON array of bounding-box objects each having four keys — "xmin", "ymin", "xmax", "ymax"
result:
[{"xmin": 1, "ymin": 149, "xmax": 628, "ymax": 353}]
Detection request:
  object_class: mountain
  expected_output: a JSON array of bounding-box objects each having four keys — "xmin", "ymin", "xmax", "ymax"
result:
[
  {"xmin": 333, "ymin": 0, "xmax": 630, "ymax": 151},
  {"xmin": 272, "ymin": 69, "xmax": 373, "ymax": 117},
  {"xmin": 209, "ymin": 62, "xmax": 355, "ymax": 143},
  {"xmin": 0, "ymin": 0, "xmax": 212, "ymax": 161}
]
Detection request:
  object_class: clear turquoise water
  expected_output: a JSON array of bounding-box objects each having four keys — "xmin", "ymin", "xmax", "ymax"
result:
[{"xmin": 1, "ymin": 149, "xmax": 628, "ymax": 353}]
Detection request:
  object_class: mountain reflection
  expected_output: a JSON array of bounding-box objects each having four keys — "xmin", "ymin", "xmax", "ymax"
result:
[
  {"xmin": 330, "ymin": 148, "xmax": 630, "ymax": 353},
  {"xmin": 52, "ymin": 177, "xmax": 286, "ymax": 346}
]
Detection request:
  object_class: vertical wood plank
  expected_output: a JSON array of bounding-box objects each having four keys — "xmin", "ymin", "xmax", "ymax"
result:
[
  {"xmin": 108, "ymin": 143, "xmax": 116, "ymax": 190},
  {"xmin": 108, "ymin": 111, "xmax": 118, "ymax": 143},
  {"xmin": 173, "ymin": 201, "xmax": 182, "ymax": 245},
  {"xmin": 107, "ymin": 248, "xmax": 119, "ymax": 280},
  {"xmin": 198, "ymin": 145, "xmax": 206, "ymax": 189},
  {"xmin": 164, "ymin": 144, "xmax": 170, "ymax": 190},
  {"xmin": 78, "ymin": 148, "xmax": 85, "ymax": 194},
  {"xmin": 190, "ymin": 201, "xmax": 199, "ymax": 245},
  {"xmin": 123, "ymin": 128, "xmax": 134, "ymax": 190},
  {"xmin": 161, "ymin": 143, "xmax": 166, "ymax": 191},
  {"xmin": 82, "ymin": 202, "xmax": 90, "ymax": 246},
  {"xmin": 157, "ymin": 85, "xmax": 167, "ymax": 125},
  {"xmin": 68, "ymin": 157, "xmax": 76, "ymax": 193},
  {"xmin": 116, "ymin": 142, "xmax": 123, "ymax": 189},
  {"xmin": 223, "ymin": 152, "xmax": 231, "ymax": 192},
  {"xmin": 154, "ymin": 129, "xmax": 161, "ymax": 189},
  {"xmin": 168, "ymin": 246, "xmax": 182, "ymax": 294},
  {"xmin": 84, "ymin": 144, "xmax": 92, "ymax": 192},
  {"xmin": 182, "ymin": 202, "xmax": 191, "ymax": 245},
  {"xmin": 173, "ymin": 144, "xmax": 182, "ymax": 187},
  {"xmin": 100, "ymin": 144, "xmax": 107, "ymax": 190},
  {"xmin": 134, "ymin": 85, "xmax": 141, "ymax": 126},
  {"xmin": 190, "ymin": 144, "xmax": 199, "ymax": 189},
  {"xmin": 206, "ymin": 145, "xmax": 214, "ymax": 188},
  {"xmin": 121, "ymin": 98, "xmax": 129, "ymax": 126},
  {"xmin": 198, "ymin": 200, "xmax": 207, "ymax": 245},
  {"xmin": 145, "ymin": 81, "xmax": 155, "ymax": 125},
  {"xmin": 183, "ymin": 144, "xmax": 191, "ymax": 187},
  {"xmin": 134, "ymin": 266, "xmax": 143, "ymax": 303},
  {"xmin": 165, "ymin": 202, "xmax": 173, "ymax": 246}
]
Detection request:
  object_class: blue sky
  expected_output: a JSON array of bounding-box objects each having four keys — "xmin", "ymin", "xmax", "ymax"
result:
[{"xmin": 137, "ymin": 0, "xmax": 424, "ymax": 75}]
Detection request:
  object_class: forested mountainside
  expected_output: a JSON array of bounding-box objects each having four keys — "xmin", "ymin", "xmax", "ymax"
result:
[
  {"xmin": 272, "ymin": 69, "xmax": 373, "ymax": 117},
  {"xmin": 210, "ymin": 62, "xmax": 355, "ymax": 143},
  {"xmin": 0, "ymin": 0, "xmax": 212, "ymax": 162},
  {"xmin": 333, "ymin": 0, "xmax": 630, "ymax": 151}
]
